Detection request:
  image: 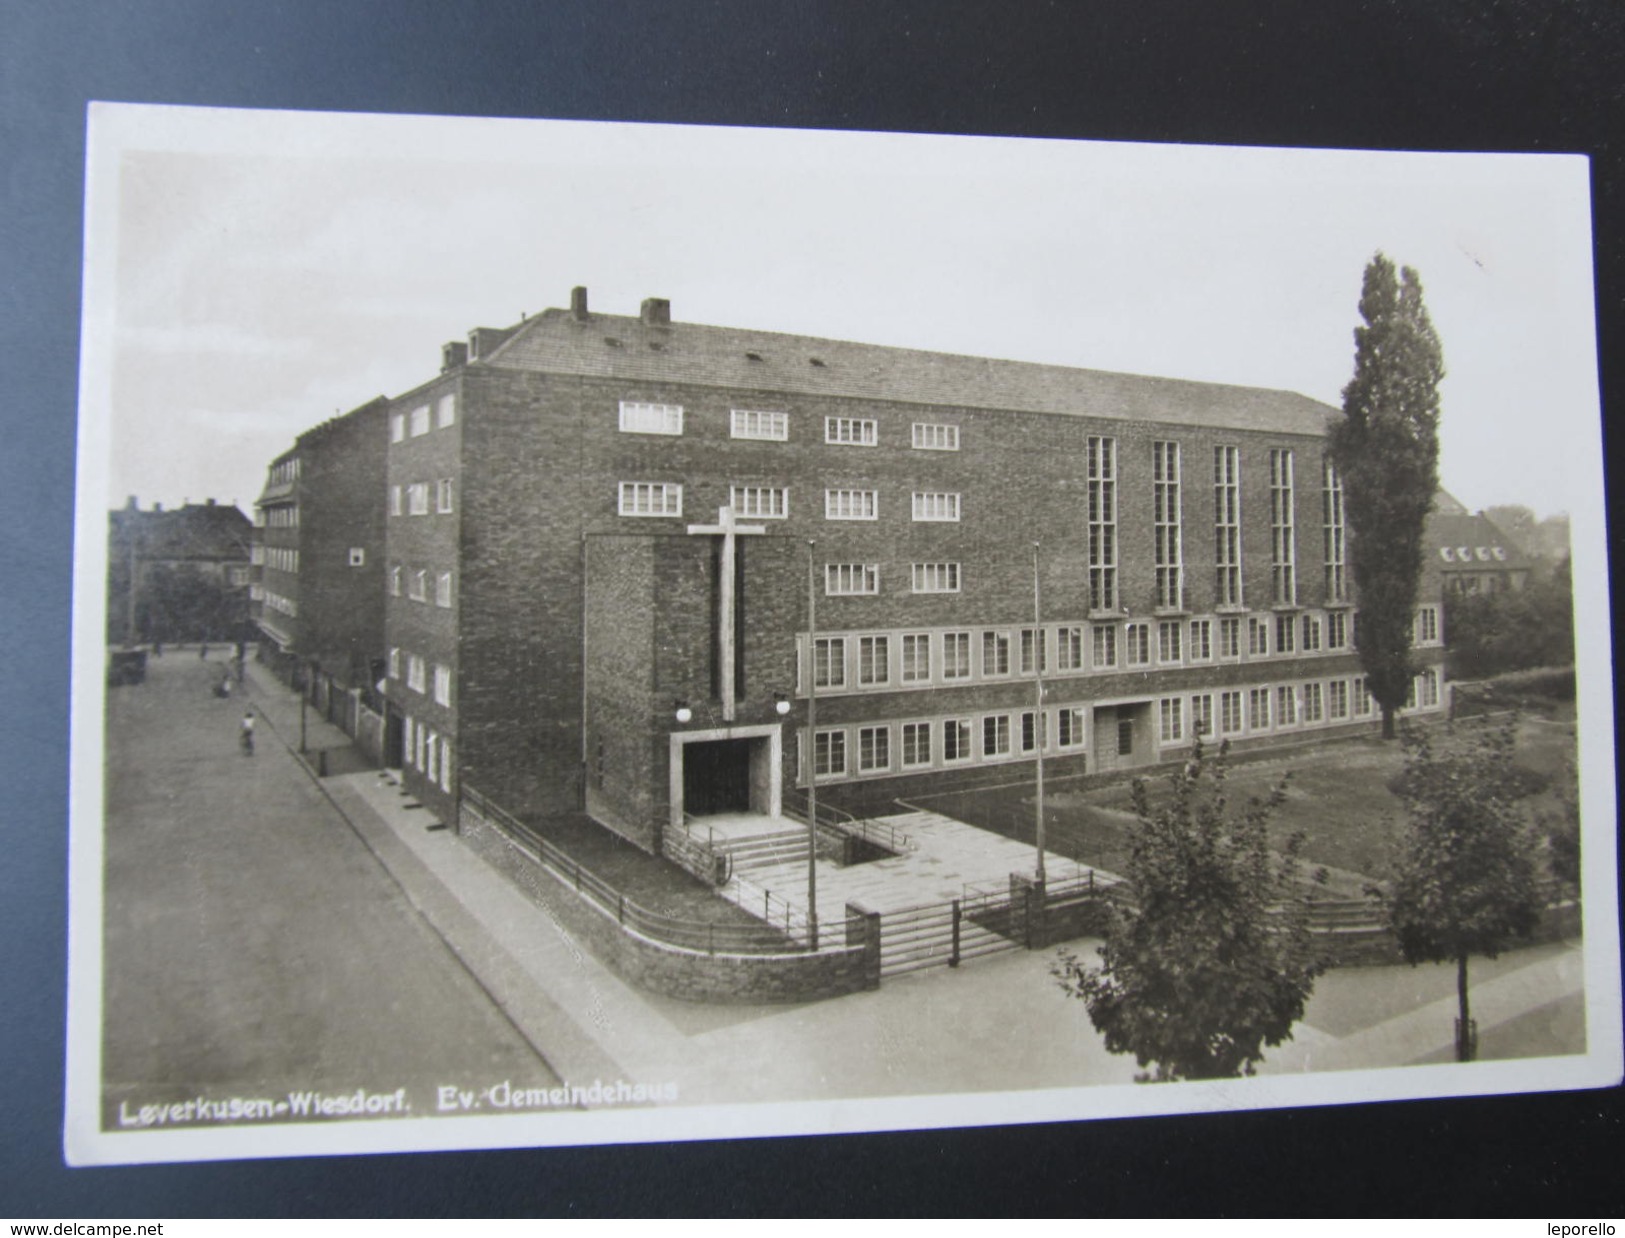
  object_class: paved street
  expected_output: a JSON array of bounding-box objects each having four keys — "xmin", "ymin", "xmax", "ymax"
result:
[
  {"xmin": 98, "ymin": 647, "xmax": 1588, "ymax": 1140},
  {"xmin": 100, "ymin": 649, "xmax": 562, "ymax": 1130}
]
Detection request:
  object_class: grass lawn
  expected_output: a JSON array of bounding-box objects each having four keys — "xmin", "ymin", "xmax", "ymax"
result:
[{"xmin": 910, "ymin": 715, "xmax": 1577, "ymax": 895}]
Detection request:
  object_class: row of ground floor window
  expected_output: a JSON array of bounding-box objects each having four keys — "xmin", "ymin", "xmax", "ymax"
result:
[{"xmin": 798, "ymin": 666, "xmax": 1443, "ymax": 783}]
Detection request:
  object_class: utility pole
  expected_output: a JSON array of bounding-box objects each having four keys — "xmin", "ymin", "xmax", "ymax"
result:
[
  {"xmin": 805, "ymin": 539, "xmax": 819, "ymax": 951},
  {"xmin": 1033, "ymin": 542, "xmax": 1047, "ymax": 882}
]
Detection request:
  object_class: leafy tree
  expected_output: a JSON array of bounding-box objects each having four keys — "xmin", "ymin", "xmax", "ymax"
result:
[
  {"xmin": 1444, "ymin": 554, "xmax": 1574, "ymax": 680},
  {"xmin": 1542, "ymin": 761, "xmax": 1581, "ymax": 893},
  {"xmin": 1330, "ymin": 253, "xmax": 1445, "ymax": 738},
  {"xmin": 1376, "ymin": 720, "xmax": 1545, "ymax": 1061},
  {"xmin": 1053, "ymin": 740, "xmax": 1326, "ymax": 1081}
]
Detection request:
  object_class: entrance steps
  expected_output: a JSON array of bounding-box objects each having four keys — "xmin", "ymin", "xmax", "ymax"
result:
[{"xmin": 718, "ymin": 828, "xmax": 810, "ymax": 875}]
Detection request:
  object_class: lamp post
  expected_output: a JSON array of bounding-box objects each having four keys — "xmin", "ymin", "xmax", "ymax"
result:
[
  {"xmin": 804, "ymin": 539, "xmax": 819, "ymax": 951},
  {"xmin": 1033, "ymin": 542, "xmax": 1047, "ymax": 883}
]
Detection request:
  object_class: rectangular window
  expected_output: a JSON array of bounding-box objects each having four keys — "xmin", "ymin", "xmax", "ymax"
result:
[
  {"xmin": 1323, "ymin": 458, "xmax": 1346, "ymax": 603},
  {"xmin": 731, "ymin": 409, "xmax": 788, "ymax": 441},
  {"xmin": 426, "ymin": 730, "xmax": 438, "ymax": 784},
  {"xmin": 387, "ymin": 647, "xmax": 400, "ymax": 680},
  {"xmin": 1353, "ymin": 675, "xmax": 1373, "ymax": 716},
  {"xmin": 1249, "ymin": 686, "xmax": 1272, "ymax": 730},
  {"xmin": 942, "ymin": 631, "xmax": 971, "ymax": 680},
  {"xmin": 390, "ymin": 485, "xmax": 402, "ymax": 517},
  {"xmin": 1157, "ymin": 620, "xmax": 1182, "ymax": 664},
  {"xmin": 390, "ymin": 412, "xmax": 405, "ymax": 443},
  {"xmin": 902, "ymin": 722, "xmax": 932, "ymax": 768},
  {"xmin": 403, "ymin": 717, "xmax": 413, "ymax": 767},
  {"xmin": 1190, "ymin": 693, "xmax": 1214, "ymax": 737},
  {"xmin": 1327, "ymin": 611, "xmax": 1348, "ymax": 649},
  {"xmin": 825, "ymin": 416, "xmax": 877, "ymax": 446},
  {"xmin": 982, "ymin": 630, "xmax": 1011, "ymax": 677},
  {"xmin": 912, "ymin": 491, "xmax": 961, "ymax": 522},
  {"xmin": 825, "ymin": 563, "xmax": 879, "ymax": 596},
  {"xmin": 1214, "ymin": 445, "xmax": 1243, "ymax": 607},
  {"xmin": 1219, "ymin": 616, "xmax": 1241, "ymax": 659},
  {"xmin": 901, "ymin": 633, "xmax": 931, "ymax": 682},
  {"xmin": 433, "ymin": 663, "xmax": 452, "ymax": 707},
  {"xmin": 436, "ymin": 478, "xmax": 454, "ymax": 513},
  {"xmin": 1277, "ymin": 683, "xmax": 1299, "ymax": 726},
  {"xmin": 1056, "ymin": 625, "xmax": 1084, "ymax": 671},
  {"xmin": 440, "ymin": 739, "xmax": 452, "ymax": 793},
  {"xmin": 1159, "ymin": 697, "xmax": 1185, "ymax": 743},
  {"xmin": 912, "ymin": 422, "xmax": 960, "ymax": 451},
  {"xmin": 1276, "ymin": 613, "xmax": 1296, "ymax": 654},
  {"xmin": 1020, "ymin": 628, "xmax": 1048, "ymax": 675},
  {"xmin": 618, "ymin": 481, "xmax": 683, "ymax": 516},
  {"xmin": 1301, "ymin": 614, "xmax": 1322, "ymax": 653},
  {"xmin": 730, "ymin": 484, "xmax": 789, "ymax": 519},
  {"xmin": 436, "ymin": 393, "xmax": 456, "ymax": 428},
  {"xmin": 1092, "ymin": 624, "xmax": 1118, "ymax": 669},
  {"xmin": 1056, "ymin": 708, "xmax": 1086, "ymax": 749},
  {"xmin": 436, "ymin": 572, "xmax": 453, "ymax": 608},
  {"xmin": 389, "ymin": 566, "xmax": 402, "ymax": 597},
  {"xmin": 982, "ymin": 715, "xmax": 1012, "ymax": 758},
  {"xmin": 408, "ymin": 654, "xmax": 426, "ymax": 693},
  {"xmin": 814, "ymin": 730, "xmax": 847, "ymax": 778},
  {"xmin": 1189, "ymin": 619, "xmax": 1212, "ymax": 662},
  {"xmin": 1220, "ymin": 690, "xmax": 1244, "ymax": 735},
  {"xmin": 1020, "ymin": 711, "xmax": 1039, "ymax": 753},
  {"xmin": 1329, "ymin": 680, "xmax": 1350, "ymax": 719},
  {"xmin": 1125, "ymin": 622, "xmax": 1150, "ymax": 666},
  {"xmin": 619, "ymin": 400, "xmax": 683, "ymax": 435},
  {"xmin": 942, "ymin": 718, "xmax": 973, "ymax": 763},
  {"xmin": 409, "ymin": 569, "xmax": 427, "ymax": 602},
  {"xmin": 1153, "ymin": 440, "xmax": 1182, "ymax": 608},
  {"xmin": 1416, "ymin": 606, "xmax": 1440, "ymax": 645},
  {"xmin": 348, "ymin": 547, "xmax": 365, "ymax": 568},
  {"xmin": 409, "ymin": 405, "xmax": 430, "ymax": 437},
  {"xmin": 859, "ymin": 725, "xmax": 891, "ymax": 772},
  {"xmin": 1303, "ymin": 681, "xmax": 1324, "ymax": 722},
  {"xmin": 1088, "ymin": 436, "xmax": 1117, "ymax": 610},
  {"xmin": 1249, "ymin": 615, "xmax": 1270, "ymax": 657},
  {"xmin": 825, "ymin": 488, "xmax": 878, "ymax": 521},
  {"xmin": 1419, "ymin": 668, "xmax": 1440, "ymax": 708},
  {"xmin": 813, "ymin": 637, "xmax": 846, "ymax": 689},
  {"xmin": 912, "ymin": 562, "xmax": 961, "ymax": 594},
  {"xmin": 1270, "ymin": 448, "xmax": 1296, "ymax": 605},
  {"xmin": 407, "ymin": 483, "xmax": 430, "ymax": 516},
  {"xmin": 858, "ymin": 635, "xmax": 889, "ymax": 686}
]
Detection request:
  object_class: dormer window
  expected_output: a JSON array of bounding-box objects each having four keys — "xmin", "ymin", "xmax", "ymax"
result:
[
  {"xmin": 1440, "ymin": 547, "xmax": 1454, "ymax": 562},
  {"xmin": 1492, "ymin": 546, "xmax": 1507, "ymax": 561}
]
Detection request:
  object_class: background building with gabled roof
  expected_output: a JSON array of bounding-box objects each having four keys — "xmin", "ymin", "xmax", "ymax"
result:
[{"xmin": 107, "ymin": 497, "xmax": 253, "ymax": 646}]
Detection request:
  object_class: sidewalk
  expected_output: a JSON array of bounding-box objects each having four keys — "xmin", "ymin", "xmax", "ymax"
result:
[{"xmin": 305, "ymin": 762, "xmax": 1587, "ymax": 1100}]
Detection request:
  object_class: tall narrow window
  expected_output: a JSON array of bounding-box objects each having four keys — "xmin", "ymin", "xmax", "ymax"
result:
[
  {"xmin": 1087, "ymin": 436, "xmax": 1117, "ymax": 610},
  {"xmin": 1214, "ymin": 445, "xmax": 1242, "ymax": 607},
  {"xmin": 982, "ymin": 630, "xmax": 1011, "ymax": 677},
  {"xmin": 1270, "ymin": 448, "xmax": 1296, "ymax": 605},
  {"xmin": 1056, "ymin": 625, "xmax": 1084, "ymax": 671},
  {"xmin": 1153, "ymin": 440, "xmax": 1182, "ymax": 608},
  {"xmin": 982, "ymin": 715, "xmax": 1012, "ymax": 758},
  {"xmin": 858, "ymin": 636, "xmax": 889, "ymax": 686},
  {"xmin": 1092, "ymin": 624, "xmax": 1118, "ymax": 668},
  {"xmin": 901, "ymin": 633, "xmax": 931, "ymax": 682},
  {"xmin": 859, "ymin": 726, "xmax": 891, "ymax": 772},
  {"xmin": 435, "ymin": 393, "xmax": 456, "ymax": 428},
  {"xmin": 814, "ymin": 730, "xmax": 847, "ymax": 778},
  {"xmin": 942, "ymin": 632, "xmax": 971, "ymax": 680},
  {"xmin": 942, "ymin": 718, "xmax": 972, "ymax": 763},
  {"xmin": 901, "ymin": 722, "xmax": 932, "ymax": 767},
  {"xmin": 813, "ymin": 637, "xmax": 846, "ymax": 689},
  {"xmin": 1020, "ymin": 628, "xmax": 1048, "ymax": 675},
  {"xmin": 1323, "ymin": 457, "xmax": 1346, "ymax": 603},
  {"xmin": 1124, "ymin": 622, "xmax": 1150, "ymax": 667}
]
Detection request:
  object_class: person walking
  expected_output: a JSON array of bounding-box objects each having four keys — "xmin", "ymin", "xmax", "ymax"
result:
[{"xmin": 239, "ymin": 709, "xmax": 255, "ymax": 756}]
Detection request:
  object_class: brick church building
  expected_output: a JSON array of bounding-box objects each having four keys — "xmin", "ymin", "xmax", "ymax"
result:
[{"xmin": 377, "ymin": 287, "xmax": 1446, "ymax": 854}]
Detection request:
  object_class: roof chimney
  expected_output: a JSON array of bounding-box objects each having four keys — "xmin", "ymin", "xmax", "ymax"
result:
[
  {"xmin": 570, "ymin": 286, "xmax": 590, "ymax": 322},
  {"xmin": 442, "ymin": 340, "xmax": 468, "ymax": 371},
  {"xmin": 154, "ymin": 502, "xmax": 163, "ymax": 512},
  {"xmin": 640, "ymin": 297, "xmax": 671, "ymax": 327},
  {"xmin": 207, "ymin": 497, "xmax": 216, "ymax": 506},
  {"xmin": 126, "ymin": 495, "xmax": 138, "ymax": 511}
]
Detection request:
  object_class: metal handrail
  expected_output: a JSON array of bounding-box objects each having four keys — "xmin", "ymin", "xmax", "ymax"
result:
[
  {"xmin": 462, "ymin": 787, "xmax": 848, "ymax": 955},
  {"xmin": 781, "ymin": 788, "xmax": 914, "ymax": 855}
]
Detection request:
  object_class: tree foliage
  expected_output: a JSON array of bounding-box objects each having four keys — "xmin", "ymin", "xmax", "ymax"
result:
[
  {"xmin": 1444, "ymin": 555, "xmax": 1574, "ymax": 680},
  {"xmin": 1054, "ymin": 740, "xmax": 1326, "ymax": 1082},
  {"xmin": 1330, "ymin": 253, "xmax": 1445, "ymax": 738},
  {"xmin": 1376, "ymin": 720, "xmax": 1545, "ymax": 1058}
]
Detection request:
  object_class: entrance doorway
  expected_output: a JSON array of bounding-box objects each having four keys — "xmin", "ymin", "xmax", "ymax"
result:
[
  {"xmin": 682, "ymin": 738, "xmax": 754, "ymax": 816},
  {"xmin": 384, "ymin": 706, "xmax": 405, "ymax": 769},
  {"xmin": 1093, "ymin": 701, "xmax": 1154, "ymax": 774}
]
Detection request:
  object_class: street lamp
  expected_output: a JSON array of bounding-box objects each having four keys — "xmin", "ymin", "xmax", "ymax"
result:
[
  {"xmin": 673, "ymin": 699, "xmax": 693, "ymax": 724},
  {"xmin": 773, "ymin": 692, "xmax": 791, "ymax": 716}
]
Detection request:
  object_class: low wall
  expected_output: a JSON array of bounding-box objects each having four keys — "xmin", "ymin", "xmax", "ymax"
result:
[
  {"xmin": 354, "ymin": 702, "xmax": 384, "ymax": 767},
  {"xmin": 460, "ymin": 802, "xmax": 873, "ymax": 1004},
  {"xmin": 662, "ymin": 828, "xmax": 729, "ymax": 887}
]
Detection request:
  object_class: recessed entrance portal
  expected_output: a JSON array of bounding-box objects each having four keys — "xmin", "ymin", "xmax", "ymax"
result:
[
  {"xmin": 683, "ymin": 738, "xmax": 754, "ymax": 816},
  {"xmin": 668, "ymin": 723, "xmax": 784, "ymax": 832},
  {"xmin": 1093, "ymin": 701, "xmax": 1154, "ymax": 774}
]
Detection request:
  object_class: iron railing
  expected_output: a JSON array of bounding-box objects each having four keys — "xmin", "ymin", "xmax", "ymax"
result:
[
  {"xmin": 463, "ymin": 787, "xmax": 841, "ymax": 955},
  {"xmin": 781, "ymin": 788, "xmax": 915, "ymax": 856}
]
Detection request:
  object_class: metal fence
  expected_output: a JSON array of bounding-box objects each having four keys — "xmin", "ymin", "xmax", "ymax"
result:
[
  {"xmin": 781, "ymin": 788, "xmax": 915, "ymax": 856},
  {"xmin": 463, "ymin": 787, "xmax": 832, "ymax": 956}
]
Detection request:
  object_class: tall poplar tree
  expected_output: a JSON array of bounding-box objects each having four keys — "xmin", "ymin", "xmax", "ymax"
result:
[{"xmin": 1330, "ymin": 254, "xmax": 1445, "ymax": 739}]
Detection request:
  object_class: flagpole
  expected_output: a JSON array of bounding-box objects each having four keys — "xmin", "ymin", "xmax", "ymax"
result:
[
  {"xmin": 1033, "ymin": 541, "xmax": 1047, "ymax": 883},
  {"xmin": 805, "ymin": 539, "xmax": 819, "ymax": 950}
]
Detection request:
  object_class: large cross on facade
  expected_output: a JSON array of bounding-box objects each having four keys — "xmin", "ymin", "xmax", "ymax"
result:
[{"xmin": 687, "ymin": 504, "xmax": 766, "ymax": 721}]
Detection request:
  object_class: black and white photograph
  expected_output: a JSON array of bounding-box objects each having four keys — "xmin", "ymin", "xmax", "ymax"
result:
[{"xmin": 64, "ymin": 102, "xmax": 1620, "ymax": 1168}]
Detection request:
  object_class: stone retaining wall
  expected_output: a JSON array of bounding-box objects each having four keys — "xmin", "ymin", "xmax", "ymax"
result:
[{"xmin": 460, "ymin": 801, "xmax": 873, "ymax": 1003}]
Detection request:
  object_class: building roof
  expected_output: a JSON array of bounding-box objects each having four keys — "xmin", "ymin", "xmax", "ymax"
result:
[
  {"xmin": 110, "ymin": 500, "xmax": 253, "ymax": 562},
  {"xmin": 1425, "ymin": 509, "xmax": 1532, "ymax": 571},
  {"xmin": 479, "ymin": 302, "xmax": 1341, "ymax": 437}
]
